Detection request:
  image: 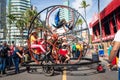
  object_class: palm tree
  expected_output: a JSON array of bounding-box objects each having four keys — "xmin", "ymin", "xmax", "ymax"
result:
[
  {"xmin": 7, "ymin": 14, "xmax": 16, "ymax": 43},
  {"xmin": 16, "ymin": 18, "xmax": 26, "ymax": 45},
  {"xmin": 76, "ymin": 18, "xmax": 84, "ymax": 39},
  {"xmin": 79, "ymin": 0, "xmax": 90, "ymax": 19},
  {"xmin": 98, "ymin": 0, "xmax": 102, "ymax": 44},
  {"xmin": 23, "ymin": 9, "xmax": 43, "ymax": 38},
  {"xmin": 79, "ymin": 0, "xmax": 90, "ymax": 42},
  {"xmin": 23, "ymin": 9, "xmax": 38, "ymax": 29},
  {"xmin": 7, "ymin": 14, "xmax": 16, "ymax": 25}
]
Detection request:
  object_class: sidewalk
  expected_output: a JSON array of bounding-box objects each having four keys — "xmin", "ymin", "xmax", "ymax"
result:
[{"xmin": 86, "ymin": 49, "xmax": 109, "ymax": 63}]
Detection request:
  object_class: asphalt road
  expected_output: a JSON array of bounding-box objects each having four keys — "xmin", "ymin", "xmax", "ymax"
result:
[{"xmin": 0, "ymin": 57, "xmax": 118, "ymax": 80}]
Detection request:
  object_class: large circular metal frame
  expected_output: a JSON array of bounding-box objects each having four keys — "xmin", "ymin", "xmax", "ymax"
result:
[
  {"xmin": 28, "ymin": 5, "xmax": 90, "ymax": 40},
  {"xmin": 26, "ymin": 5, "xmax": 91, "ymax": 76}
]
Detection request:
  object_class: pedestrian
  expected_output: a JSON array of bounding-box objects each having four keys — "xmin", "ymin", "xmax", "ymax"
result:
[
  {"xmin": 0, "ymin": 41, "xmax": 10, "ymax": 75},
  {"xmin": 72, "ymin": 43, "xmax": 76, "ymax": 58},
  {"xmin": 108, "ymin": 42, "xmax": 113, "ymax": 56},
  {"xmin": 75, "ymin": 42, "xmax": 83, "ymax": 58},
  {"xmin": 8, "ymin": 42, "xmax": 16, "ymax": 69},
  {"xmin": 12, "ymin": 46, "xmax": 23, "ymax": 74},
  {"xmin": 107, "ymin": 41, "xmax": 117, "ymax": 70},
  {"xmin": 98, "ymin": 43, "xmax": 104, "ymax": 57},
  {"xmin": 108, "ymin": 30, "xmax": 120, "ymax": 80}
]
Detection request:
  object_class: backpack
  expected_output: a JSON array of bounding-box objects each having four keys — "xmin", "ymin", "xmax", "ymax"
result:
[{"xmin": 0, "ymin": 47, "xmax": 7, "ymax": 57}]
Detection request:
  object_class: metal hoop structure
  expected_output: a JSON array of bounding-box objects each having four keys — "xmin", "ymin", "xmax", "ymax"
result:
[
  {"xmin": 28, "ymin": 5, "xmax": 90, "ymax": 41},
  {"xmin": 24, "ymin": 5, "xmax": 97, "ymax": 76}
]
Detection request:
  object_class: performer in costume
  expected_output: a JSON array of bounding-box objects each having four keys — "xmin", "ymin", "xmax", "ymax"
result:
[{"xmin": 30, "ymin": 31, "xmax": 46, "ymax": 54}]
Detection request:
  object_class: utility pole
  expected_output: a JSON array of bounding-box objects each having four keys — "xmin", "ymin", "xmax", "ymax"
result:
[{"xmin": 98, "ymin": 0, "xmax": 102, "ymax": 45}]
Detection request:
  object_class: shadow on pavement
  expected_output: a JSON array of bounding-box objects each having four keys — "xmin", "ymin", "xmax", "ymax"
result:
[{"xmin": 0, "ymin": 68, "xmax": 27, "ymax": 78}]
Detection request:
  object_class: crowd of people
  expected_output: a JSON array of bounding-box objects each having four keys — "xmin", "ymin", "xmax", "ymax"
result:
[
  {"xmin": 0, "ymin": 30, "xmax": 119, "ymax": 75},
  {"xmin": 0, "ymin": 41, "xmax": 30, "ymax": 75},
  {"xmin": 0, "ymin": 31, "xmax": 85, "ymax": 75},
  {"xmin": 31, "ymin": 32, "xmax": 85, "ymax": 63},
  {"xmin": 0, "ymin": 29, "xmax": 120, "ymax": 80}
]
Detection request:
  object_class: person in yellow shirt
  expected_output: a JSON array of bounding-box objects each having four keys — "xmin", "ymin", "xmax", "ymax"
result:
[
  {"xmin": 76, "ymin": 42, "xmax": 83, "ymax": 58},
  {"xmin": 30, "ymin": 32, "xmax": 46, "ymax": 53}
]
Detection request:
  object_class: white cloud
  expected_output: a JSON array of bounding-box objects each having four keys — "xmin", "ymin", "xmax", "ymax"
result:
[
  {"xmin": 71, "ymin": 0, "xmax": 93, "ymax": 30},
  {"xmin": 71, "ymin": 0, "xmax": 92, "ymax": 15}
]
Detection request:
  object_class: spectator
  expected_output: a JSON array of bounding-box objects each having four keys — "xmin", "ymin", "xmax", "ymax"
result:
[
  {"xmin": 109, "ymin": 30, "xmax": 120, "ymax": 80},
  {"xmin": 12, "ymin": 46, "xmax": 23, "ymax": 74},
  {"xmin": 72, "ymin": 43, "xmax": 76, "ymax": 58},
  {"xmin": 107, "ymin": 41, "xmax": 117, "ymax": 70},
  {"xmin": 0, "ymin": 41, "xmax": 10, "ymax": 75},
  {"xmin": 8, "ymin": 42, "xmax": 16, "ymax": 69},
  {"xmin": 75, "ymin": 42, "xmax": 83, "ymax": 58},
  {"xmin": 98, "ymin": 43, "xmax": 104, "ymax": 57},
  {"xmin": 108, "ymin": 42, "xmax": 113, "ymax": 56}
]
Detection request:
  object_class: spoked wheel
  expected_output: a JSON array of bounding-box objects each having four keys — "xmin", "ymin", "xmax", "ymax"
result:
[
  {"xmin": 42, "ymin": 59, "xmax": 54, "ymax": 76},
  {"xmin": 27, "ymin": 5, "xmax": 91, "ymax": 76}
]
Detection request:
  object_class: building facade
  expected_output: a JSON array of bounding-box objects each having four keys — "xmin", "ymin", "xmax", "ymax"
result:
[
  {"xmin": 89, "ymin": 0, "xmax": 120, "ymax": 52},
  {"xmin": 59, "ymin": 0, "xmax": 72, "ymax": 22},
  {"xmin": 7, "ymin": 0, "xmax": 31, "ymax": 43},
  {"xmin": 0, "ymin": 0, "xmax": 7, "ymax": 40}
]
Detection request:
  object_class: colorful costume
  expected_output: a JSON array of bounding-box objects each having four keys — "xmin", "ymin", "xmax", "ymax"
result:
[
  {"xmin": 59, "ymin": 49, "xmax": 68, "ymax": 57},
  {"xmin": 30, "ymin": 34, "xmax": 46, "ymax": 54}
]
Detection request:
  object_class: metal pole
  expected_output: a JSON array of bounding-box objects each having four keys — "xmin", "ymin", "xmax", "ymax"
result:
[{"xmin": 98, "ymin": 0, "xmax": 102, "ymax": 44}]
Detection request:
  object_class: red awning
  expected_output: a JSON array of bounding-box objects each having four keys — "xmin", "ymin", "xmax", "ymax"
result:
[{"xmin": 89, "ymin": 0, "xmax": 120, "ymax": 28}]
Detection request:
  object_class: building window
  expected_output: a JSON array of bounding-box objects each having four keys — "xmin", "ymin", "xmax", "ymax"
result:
[
  {"xmin": 117, "ymin": 12, "xmax": 120, "ymax": 31},
  {"xmin": 111, "ymin": 15, "xmax": 117, "ymax": 33},
  {"xmin": 93, "ymin": 27, "xmax": 97, "ymax": 36},
  {"xmin": 103, "ymin": 19, "xmax": 111, "ymax": 36},
  {"xmin": 112, "ymin": 15, "xmax": 117, "ymax": 33},
  {"xmin": 0, "ymin": 24, "xmax": 1, "ymax": 29}
]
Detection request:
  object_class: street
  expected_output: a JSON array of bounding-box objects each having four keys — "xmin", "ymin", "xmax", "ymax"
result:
[
  {"xmin": 0, "ymin": 0, "xmax": 119, "ymax": 80},
  {"xmin": 0, "ymin": 57, "xmax": 118, "ymax": 80}
]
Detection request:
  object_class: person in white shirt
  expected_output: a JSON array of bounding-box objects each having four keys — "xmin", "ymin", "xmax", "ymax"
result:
[{"xmin": 109, "ymin": 30, "xmax": 120, "ymax": 80}]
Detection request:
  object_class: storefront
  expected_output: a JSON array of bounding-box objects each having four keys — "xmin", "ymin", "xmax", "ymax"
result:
[{"xmin": 89, "ymin": 0, "xmax": 120, "ymax": 53}]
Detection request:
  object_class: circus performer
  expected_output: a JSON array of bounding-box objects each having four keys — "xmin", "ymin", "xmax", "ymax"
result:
[
  {"xmin": 30, "ymin": 31, "xmax": 46, "ymax": 54},
  {"xmin": 58, "ymin": 42, "xmax": 70, "ymax": 63},
  {"xmin": 52, "ymin": 9, "xmax": 73, "ymax": 31}
]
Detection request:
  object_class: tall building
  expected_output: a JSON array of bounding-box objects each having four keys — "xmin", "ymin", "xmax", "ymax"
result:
[
  {"xmin": 59, "ymin": 0, "xmax": 72, "ymax": 22},
  {"xmin": 0, "ymin": 0, "xmax": 7, "ymax": 40},
  {"xmin": 10, "ymin": 0, "xmax": 30, "ymax": 16},
  {"xmin": 7, "ymin": 0, "xmax": 31, "ymax": 43}
]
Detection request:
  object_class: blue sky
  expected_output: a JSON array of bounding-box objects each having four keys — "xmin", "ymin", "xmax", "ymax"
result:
[
  {"xmin": 31, "ymin": 0, "xmax": 112, "ymax": 34},
  {"xmin": 31, "ymin": 0, "xmax": 112, "ymax": 22}
]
